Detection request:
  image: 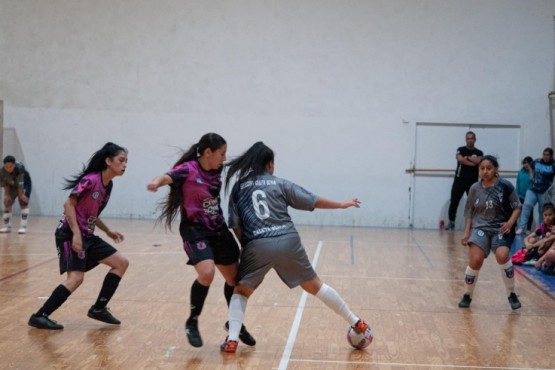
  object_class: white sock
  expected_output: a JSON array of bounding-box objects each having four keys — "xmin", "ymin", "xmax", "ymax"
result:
[
  {"xmin": 20, "ymin": 209, "xmax": 29, "ymax": 227},
  {"xmin": 464, "ymin": 266, "xmax": 480, "ymax": 297},
  {"xmin": 499, "ymin": 260, "xmax": 515, "ymax": 296},
  {"xmin": 316, "ymin": 283, "xmax": 359, "ymax": 326},
  {"xmin": 228, "ymin": 294, "xmax": 247, "ymax": 341},
  {"xmin": 2, "ymin": 213, "xmax": 11, "ymax": 226}
]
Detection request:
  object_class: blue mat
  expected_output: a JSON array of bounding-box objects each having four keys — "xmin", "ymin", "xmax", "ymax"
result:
[{"xmin": 511, "ymin": 235, "xmax": 555, "ymax": 299}]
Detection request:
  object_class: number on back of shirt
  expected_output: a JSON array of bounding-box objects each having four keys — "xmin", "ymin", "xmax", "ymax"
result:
[{"xmin": 252, "ymin": 190, "xmax": 270, "ymax": 219}]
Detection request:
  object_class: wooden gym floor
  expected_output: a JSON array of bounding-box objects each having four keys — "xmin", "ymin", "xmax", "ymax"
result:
[{"xmin": 1, "ymin": 216, "xmax": 554, "ymax": 370}]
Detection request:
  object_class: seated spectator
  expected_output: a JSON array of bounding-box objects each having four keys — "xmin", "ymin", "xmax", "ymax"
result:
[
  {"xmin": 535, "ymin": 246, "xmax": 555, "ymax": 275},
  {"xmin": 522, "ymin": 203, "xmax": 555, "ymax": 265}
]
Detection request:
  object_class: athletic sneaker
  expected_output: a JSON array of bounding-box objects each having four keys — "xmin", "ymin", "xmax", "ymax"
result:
[
  {"xmin": 0, "ymin": 225, "xmax": 11, "ymax": 233},
  {"xmin": 18, "ymin": 226, "xmax": 27, "ymax": 234},
  {"xmin": 508, "ymin": 292, "xmax": 522, "ymax": 310},
  {"xmin": 185, "ymin": 320, "xmax": 203, "ymax": 347},
  {"xmin": 28, "ymin": 313, "xmax": 64, "ymax": 330},
  {"xmin": 352, "ymin": 319, "xmax": 369, "ymax": 334},
  {"xmin": 224, "ymin": 321, "xmax": 256, "ymax": 346},
  {"xmin": 444, "ymin": 222, "xmax": 455, "ymax": 231},
  {"xmin": 458, "ymin": 294, "xmax": 472, "ymax": 308},
  {"xmin": 220, "ymin": 337, "xmax": 239, "ymax": 353},
  {"xmin": 87, "ymin": 306, "xmax": 121, "ymax": 324}
]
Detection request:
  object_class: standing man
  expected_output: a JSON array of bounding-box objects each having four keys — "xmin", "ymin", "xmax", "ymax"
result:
[
  {"xmin": 445, "ymin": 131, "xmax": 483, "ymax": 230},
  {"xmin": 0, "ymin": 155, "xmax": 32, "ymax": 234}
]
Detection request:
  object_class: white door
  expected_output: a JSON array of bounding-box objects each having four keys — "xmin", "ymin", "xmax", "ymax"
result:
[{"xmin": 410, "ymin": 123, "xmax": 520, "ymax": 229}]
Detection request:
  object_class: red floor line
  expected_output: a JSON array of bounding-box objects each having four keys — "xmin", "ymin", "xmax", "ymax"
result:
[{"xmin": 0, "ymin": 256, "xmax": 58, "ymax": 282}]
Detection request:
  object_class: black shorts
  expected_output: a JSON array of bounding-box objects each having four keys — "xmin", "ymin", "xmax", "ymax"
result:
[
  {"xmin": 56, "ymin": 235, "xmax": 117, "ymax": 274},
  {"xmin": 181, "ymin": 228, "xmax": 240, "ymax": 266}
]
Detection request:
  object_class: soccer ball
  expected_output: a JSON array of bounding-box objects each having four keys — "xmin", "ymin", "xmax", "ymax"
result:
[{"xmin": 346, "ymin": 325, "xmax": 373, "ymax": 349}]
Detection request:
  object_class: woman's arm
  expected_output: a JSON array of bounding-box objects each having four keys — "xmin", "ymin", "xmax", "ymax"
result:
[
  {"xmin": 147, "ymin": 174, "xmax": 173, "ymax": 192},
  {"xmin": 96, "ymin": 218, "xmax": 124, "ymax": 243},
  {"xmin": 314, "ymin": 197, "xmax": 361, "ymax": 209}
]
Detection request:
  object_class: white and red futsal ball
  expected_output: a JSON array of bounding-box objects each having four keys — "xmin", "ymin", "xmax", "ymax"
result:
[{"xmin": 346, "ymin": 325, "xmax": 373, "ymax": 349}]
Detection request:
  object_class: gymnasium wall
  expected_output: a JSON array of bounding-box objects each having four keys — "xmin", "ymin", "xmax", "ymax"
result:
[{"xmin": 1, "ymin": 0, "xmax": 554, "ymax": 228}]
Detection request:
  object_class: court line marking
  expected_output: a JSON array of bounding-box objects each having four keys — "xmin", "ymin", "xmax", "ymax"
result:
[
  {"xmin": 278, "ymin": 240, "xmax": 323, "ymax": 370},
  {"xmin": 411, "ymin": 235, "xmax": 434, "ymax": 268},
  {"xmin": 287, "ymin": 359, "xmax": 553, "ymax": 370}
]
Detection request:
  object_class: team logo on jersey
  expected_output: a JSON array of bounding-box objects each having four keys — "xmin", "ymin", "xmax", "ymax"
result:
[
  {"xmin": 474, "ymin": 198, "xmax": 480, "ymax": 206},
  {"xmin": 196, "ymin": 241, "xmax": 207, "ymax": 250},
  {"xmin": 477, "ymin": 230, "xmax": 485, "ymax": 237},
  {"xmin": 92, "ymin": 191, "xmax": 100, "ymax": 200},
  {"xmin": 498, "ymin": 192, "xmax": 503, "ymax": 202},
  {"xmin": 196, "ymin": 177, "xmax": 203, "ymax": 184}
]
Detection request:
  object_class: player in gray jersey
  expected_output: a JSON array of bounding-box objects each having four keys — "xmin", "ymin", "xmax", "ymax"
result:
[
  {"xmin": 0, "ymin": 155, "xmax": 32, "ymax": 234},
  {"xmin": 459, "ymin": 155, "xmax": 522, "ymax": 310},
  {"xmin": 219, "ymin": 141, "xmax": 371, "ymax": 353}
]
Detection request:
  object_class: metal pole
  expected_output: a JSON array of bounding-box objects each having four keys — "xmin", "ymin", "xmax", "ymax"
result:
[
  {"xmin": 0, "ymin": 100, "xmax": 3, "ymax": 158},
  {"xmin": 550, "ymin": 92, "xmax": 555, "ymax": 149}
]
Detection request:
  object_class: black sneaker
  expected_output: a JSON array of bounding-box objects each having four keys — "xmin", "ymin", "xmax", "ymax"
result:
[
  {"xmin": 87, "ymin": 306, "xmax": 121, "ymax": 325},
  {"xmin": 185, "ymin": 320, "xmax": 203, "ymax": 347},
  {"xmin": 224, "ymin": 320, "xmax": 256, "ymax": 346},
  {"xmin": 458, "ymin": 294, "xmax": 472, "ymax": 308},
  {"xmin": 28, "ymin": 313, "xmax": 64, "ymax": 330},
  {"xmin": 444, "ymin": 222, "xmax": 455, "ymax": 231},
  {"xmin": 508, "ymin": 292, "xmax": 522, "ymax": 310}
]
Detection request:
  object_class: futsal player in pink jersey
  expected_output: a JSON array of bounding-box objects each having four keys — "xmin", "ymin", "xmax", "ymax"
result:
[
  {"xmin": 28, "ymin": 143, "xmax": 129, "ymax": 330},
  {"xmin": 147, "ymin": 133, "xmax": 255, "ymax": 348}
]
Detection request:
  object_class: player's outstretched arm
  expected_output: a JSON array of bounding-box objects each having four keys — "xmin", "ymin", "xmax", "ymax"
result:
[
  {"xmin": 314, "ymin": 197, "xmax": 361, "ymax": 210},
  {"xmin": 147, "ymin": 174, "xmax": 173, "ymax": 192}
]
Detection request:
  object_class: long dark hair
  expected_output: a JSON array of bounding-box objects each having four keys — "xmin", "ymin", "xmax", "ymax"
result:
[
  {"xmin": 159, "ymin": 133, "xmax": 227, "ymax": 229},
  {"xmin": 63, "ymin": 142, "xmax": 127, "ymax": 190},
  {"xmin": 225, "ymin": 141, "xmax": 274, "ymax": 193}
]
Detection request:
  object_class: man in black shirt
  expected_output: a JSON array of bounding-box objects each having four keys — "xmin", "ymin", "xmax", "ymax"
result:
[{"xmin": 445, "ymin": 131, "xmax": 483, "ymax": 230}]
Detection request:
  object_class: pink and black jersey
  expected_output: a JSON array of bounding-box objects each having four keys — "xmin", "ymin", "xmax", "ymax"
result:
[
  {"xmin": 55, "ymin": 172, "xmax": 112, "ymax": 240},
  {"xmin": 533, "ymin": 222, "xmax": 551, "ymax": 238},
  {"xmin": 167, "ymin": 160, "xmax": 227, "ymax": 239}
]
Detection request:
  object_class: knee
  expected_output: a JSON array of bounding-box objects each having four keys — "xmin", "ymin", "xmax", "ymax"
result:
[
  {"xmin": 234, "ymin": 284, "xmax": 254, "ymax": 298},
  {"xmin": 65, "ymin": 274, "xmax": 84, "ymax": 292},
  {"xmin": 108, "ymin": 254, "xmax": 129, "ymax": 276},
  {"xmin": 468, "ymin": 256, "xmax": 484, "ymax": 270},
  {"xmin": 118, "ymin": 256, "xmax": 130, "ymax": 273},
  {"xmin": 197, "ymin": 267, "xmax": 216, "ymax": 285}
]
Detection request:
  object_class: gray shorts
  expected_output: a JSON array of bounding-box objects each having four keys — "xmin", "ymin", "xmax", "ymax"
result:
[
  {"xmin": 467, "ymin": 228, "xmax": 514, "ymax": 258},
  {"xmin": 237, "ymin": 233, "xmax": 317, "ymax": 289},
  {"xmin": 8, "ymin": 185, "xmax": 31, "ymax": 206}
]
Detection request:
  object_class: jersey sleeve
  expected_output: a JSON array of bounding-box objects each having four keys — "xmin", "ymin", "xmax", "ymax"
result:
[
  {"xmin": 506, "ymin": 182, "xmax": 521, "ymax": 210},
  {"xmin": 283, "ymin": 180, "xmax": 318, "ymax": 211},
  {"xmin": 70, "ymin": 177, "xmax": 93, "ymax": 199},
  {"xmin": 463, "ymin": 184, "xmax": 478, "ymax": 219},
  {"xmin": 166, "ymin": 163, "xmax": 190, "ymax": 187}
]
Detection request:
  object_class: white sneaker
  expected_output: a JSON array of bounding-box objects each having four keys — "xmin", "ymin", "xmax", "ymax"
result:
[
  {"xmin": 18, "ymin": 226, "xmax": 27, "ymax": 234},
  {"xmin": 0, "ymin": 225, "xmax": 12, "ymax": 233}
]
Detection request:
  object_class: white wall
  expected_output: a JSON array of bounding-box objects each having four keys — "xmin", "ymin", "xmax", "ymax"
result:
[{"xmin": 1, "ymin": 0, "xmax": 554, "ymax": 227}]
